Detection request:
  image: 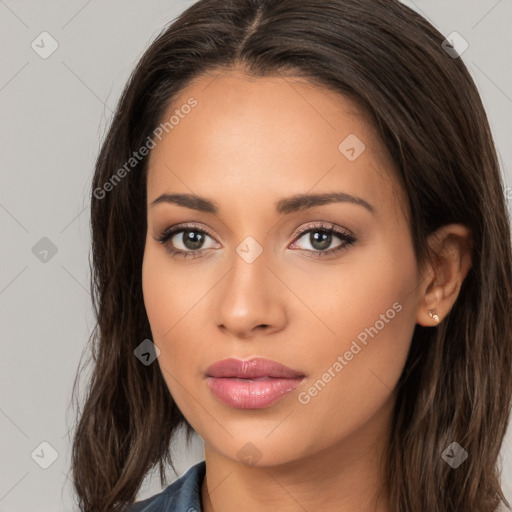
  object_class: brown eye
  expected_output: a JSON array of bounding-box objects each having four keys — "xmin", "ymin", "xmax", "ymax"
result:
[
  {"xmin": 156, "ymin": 224, "xmax": 219, "ymax": 258},
  {"xmin": 176, "ymin": 229, "xmax": 207, "ymax": 251},
  {"xmin": 290, "ymin": 223, "xmax": 356, "ymax": 258}
]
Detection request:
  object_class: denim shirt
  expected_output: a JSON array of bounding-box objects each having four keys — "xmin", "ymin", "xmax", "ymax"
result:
[
  {"xmin": 125, "ymin": 460, "xmax": 511, "ymax": 512},
  {"xmin": 126, "ymin": 461, "xmax": 206, "ymax": 512}
]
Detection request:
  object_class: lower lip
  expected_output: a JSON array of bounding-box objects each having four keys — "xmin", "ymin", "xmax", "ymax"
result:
[{"xmin": 206, "ymin": 376, "xmax": 304, "ymax": 409}]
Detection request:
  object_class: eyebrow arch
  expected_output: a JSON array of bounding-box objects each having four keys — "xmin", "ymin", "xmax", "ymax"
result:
[
  {"xmin": 276, "ymin": 192, "xmax": 374, "ymax": 215},
  {"xmin": 149, "ymin": 192, "xmax": 374, "ymax": 215},
  {"xmin": 150, "ymin": 193, "xmax": 218, "ymax": 213}
]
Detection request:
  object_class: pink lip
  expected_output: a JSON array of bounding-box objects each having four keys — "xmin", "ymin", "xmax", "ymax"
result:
[{"xmin": 205, "ymin": 357, "xmax": 306, "ymax": 409}]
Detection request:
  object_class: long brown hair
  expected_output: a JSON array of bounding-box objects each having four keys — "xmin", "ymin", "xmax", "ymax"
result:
[{"xmin": 71, "ymin": 1, "xmax": 512, "ymax": 510}]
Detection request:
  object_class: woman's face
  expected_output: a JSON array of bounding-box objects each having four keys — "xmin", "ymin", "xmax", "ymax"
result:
[{"xmin": 142, "ymin": 69, "xmax": 425, "ymax": 466}]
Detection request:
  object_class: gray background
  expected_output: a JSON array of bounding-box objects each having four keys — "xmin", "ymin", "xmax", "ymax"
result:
[{"xmin": 0, "ymin": 1, "xmax": 511, "ymax": 510}]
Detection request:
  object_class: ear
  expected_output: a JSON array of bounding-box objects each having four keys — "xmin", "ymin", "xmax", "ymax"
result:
[{"xmin": 416, "ymin": 224, "xmax": 473, "ymax": 327}]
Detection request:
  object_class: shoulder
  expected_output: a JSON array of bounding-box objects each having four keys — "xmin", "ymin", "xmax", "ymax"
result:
[{"xmin": 125, "ymin": 460, "xmax": 206, "ymax": 512}]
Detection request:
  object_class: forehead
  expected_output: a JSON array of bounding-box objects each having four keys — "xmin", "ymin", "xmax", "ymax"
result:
[{"xmin": 146, "ymin": 69, "xmax": 405, "ymax": 221}]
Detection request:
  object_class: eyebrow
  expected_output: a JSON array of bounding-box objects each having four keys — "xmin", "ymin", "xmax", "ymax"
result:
[{"xmin": 149, "ymin": 192, "xmax": 375, "ymax": 215}]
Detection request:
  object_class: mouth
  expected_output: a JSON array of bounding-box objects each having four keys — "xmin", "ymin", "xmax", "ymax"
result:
[{"xmin": 205, "ymin": 357, "xmax": 306, "ymax": 409}]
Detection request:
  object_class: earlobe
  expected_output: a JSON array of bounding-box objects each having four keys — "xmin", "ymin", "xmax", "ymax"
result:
[
  {"xmin": 416, "ymin": 223, "xmax": 473, "ymax": 327},
  {"xmin": 427, "ymin": 308, "xmax": 439, "ymax": 323},
  {"xmin": 417, "ymin": 286, "xmax": 444, "ymax": 326}
]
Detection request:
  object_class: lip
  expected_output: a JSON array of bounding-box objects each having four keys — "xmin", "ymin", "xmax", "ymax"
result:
[{"xmin": 205, "ymin": 357, "xmax": 306, "ymax": 409}]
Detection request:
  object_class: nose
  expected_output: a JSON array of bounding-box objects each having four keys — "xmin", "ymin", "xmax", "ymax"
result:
[{"xmin": 214, "ymin": 249, "xmax": 288, "ymax": 340}]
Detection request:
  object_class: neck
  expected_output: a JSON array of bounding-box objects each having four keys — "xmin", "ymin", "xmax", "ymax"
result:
[{"xmin": 201, "ymin": 394, "xmax": 394, "ymax": 512}]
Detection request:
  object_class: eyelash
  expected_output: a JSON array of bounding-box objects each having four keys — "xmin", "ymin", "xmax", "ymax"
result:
[{"xmin": 155, "ymin": 221, "xmax": 356, "ymax": 260}]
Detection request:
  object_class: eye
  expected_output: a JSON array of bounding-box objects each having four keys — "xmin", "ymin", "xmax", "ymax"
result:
[
  {"xmin": 289, "ymin": 222, "xmax": 356, "ymax": 258},
  {"xmin": 155, "ymin": 221, "xmax": 356, "ymax": 260},
  {"xmin": 155, "ymin": 224, "xmax": 219, "ymax": 259}
]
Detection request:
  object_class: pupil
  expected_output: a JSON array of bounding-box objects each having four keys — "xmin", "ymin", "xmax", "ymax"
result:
[
  {"xmin": 183, "ymin": 230, "xmax": 204, "ymax": 250},
  {"xmin": 311, "ymin": 231, "xmax": 331, "ymax": 250}
]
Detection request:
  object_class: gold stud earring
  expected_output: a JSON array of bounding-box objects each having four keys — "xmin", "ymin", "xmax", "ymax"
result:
[{"xmin": 428, "ymin": 309, "xmax": 439, "ymax": 323}]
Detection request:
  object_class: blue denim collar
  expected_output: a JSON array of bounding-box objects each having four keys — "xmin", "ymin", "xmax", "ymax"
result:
[{"xmin": 127, "ymin": 460, "xmax": 206, "ymax": 511}]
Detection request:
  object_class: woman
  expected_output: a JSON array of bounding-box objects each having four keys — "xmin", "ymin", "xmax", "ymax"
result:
[{"xmin": 71, "ymin": 0, "xmax": 512, "ymax": 511}]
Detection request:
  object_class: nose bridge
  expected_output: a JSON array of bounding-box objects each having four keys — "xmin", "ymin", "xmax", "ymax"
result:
[{"xmin": 214, "ymin": 239, "xmax": 286, "ymax": 337}]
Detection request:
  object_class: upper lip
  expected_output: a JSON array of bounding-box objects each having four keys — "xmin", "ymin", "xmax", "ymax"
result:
[{"xmin": 205, "ymin": 357, "xmax": 306, "ymax": 379}]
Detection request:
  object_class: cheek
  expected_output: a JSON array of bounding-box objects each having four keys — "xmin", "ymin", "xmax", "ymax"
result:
[
  {"xmin": 293, "ymin": 244, "xmax": 419, "ymax": 435},
  {"xmin": 142, "ymin": 247, "xmax": 174, "ymax": 339},
  {"xmin": 141, "ymin": 243, "xmax": 208, "ymax": 392},
  {"xmin": 142, "ymin": 243, "xmax": 200, "ymax": 340},
  {"xmin": 287, "ymin": 307, "xmax": 416, "ymax": 458}
]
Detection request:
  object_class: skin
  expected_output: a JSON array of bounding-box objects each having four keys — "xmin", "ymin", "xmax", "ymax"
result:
[{"xmin": 142, "ymin": 68, "xmax": 472, "ymax": 512}]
